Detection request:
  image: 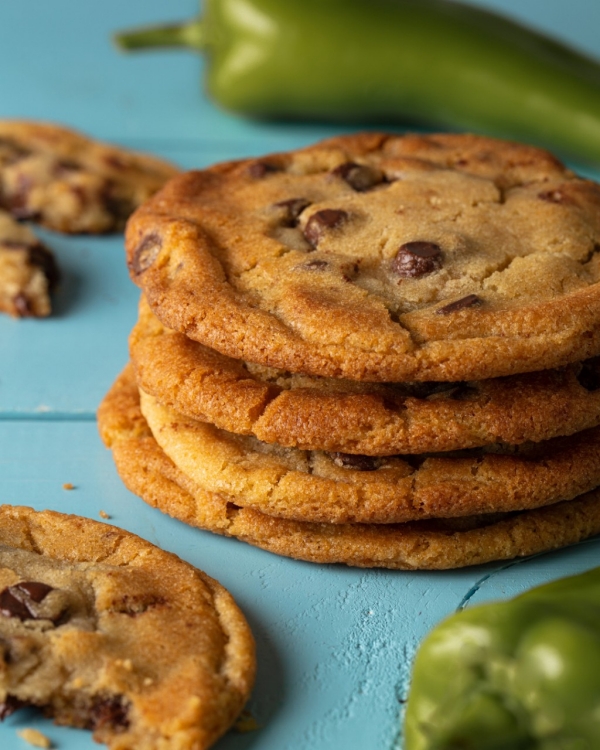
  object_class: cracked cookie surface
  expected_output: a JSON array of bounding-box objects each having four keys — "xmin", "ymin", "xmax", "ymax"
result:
[
  {"xmin": 0, "ymin": 210, "xmax": 59, "ymax": 317},
  {"xmin": 131, "ymin": 295, "xmax": 600, "ymax": 454},
  {"xmin": 126, "ymin": 132, "xmax": 600, "ymax": 381},
  {"xmin": 97, "ymin": 365, "xmax": 600, "ymax": 570},
  {"xmin": 138, "ymin": 380, "xmax": 600, "ymax": 525},
  {"xmin": 0, "ymin": 121, "xmax": 179, "ymax": 234},
  {"xmin": 0, "ymin": 505, "xmax": 255, "ymax": 750}
]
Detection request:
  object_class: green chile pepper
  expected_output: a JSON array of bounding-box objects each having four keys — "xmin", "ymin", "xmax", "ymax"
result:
[
  {"xmin": 115, "ymin": 0, "xmax": 600, "ymax": 164},
  {"xmin": 404, "ymin": 567, "xmax": 600, "ymax": 749}
]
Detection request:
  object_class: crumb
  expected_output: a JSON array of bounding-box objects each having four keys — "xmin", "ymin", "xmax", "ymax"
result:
[
  {"xmin": 62, "ymin": 483, "xmax": 75, "ymax": 490},
  {"xmin": 17, "ymin": 728, "xmax": 53, "ymax": 748},
  {"xmin": 234, "ymin": 709, "xmax": 259, "ymax": 732},
  {"xmin": 99, "ymin": 510, "xmax": 110, "ymax": 519}
]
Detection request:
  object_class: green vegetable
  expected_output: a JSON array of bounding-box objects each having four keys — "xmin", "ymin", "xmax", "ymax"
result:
[
  {"xmin": 114, "ymin": 0, "xmax": 600, "ymax": 164},
  {"xmin": 404, "ymin": 567, "xmax": 600, "ymax": 749}
]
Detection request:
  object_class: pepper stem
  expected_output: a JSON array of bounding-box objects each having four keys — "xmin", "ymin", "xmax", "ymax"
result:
[{"xmin": 114, "ymin": 19, "xmax": 206, "ymax": 53}]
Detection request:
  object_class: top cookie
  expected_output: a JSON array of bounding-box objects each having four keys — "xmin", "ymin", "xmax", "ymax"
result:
[
  {"xmin": 0, "ymin": 121, "xmax": 179, "ymax": 233},
  {"xmin": 126, "ymin": 132, "xmax": 600, "ymax": 382}
]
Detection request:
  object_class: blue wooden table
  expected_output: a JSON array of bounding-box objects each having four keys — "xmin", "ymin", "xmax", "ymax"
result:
[{"xmin": 1, "ymin": 2, "xmax": 599, "ymax": 748}]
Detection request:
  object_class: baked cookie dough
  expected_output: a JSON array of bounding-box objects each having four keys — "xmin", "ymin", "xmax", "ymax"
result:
[
  {"xmin": 0, "ymin": 505, "xmax": 255, "ymax": 750},
  {"xmin": 0, "ymin": 120, "xmax": 179, "ymax": 233},
  {"xmin": 97, "ymin": 366, "xmax": 600, "ymax": 570},
  {"xmin": 138, "ymin": 384, "xmax": 600, "ymax": 525},
  {"xmin": 126, "ymin": 132, "xmax": 600, "ymax": 381},
  {"xmin": 0, "ymin": 210, "xmax": 59, "ymax": 317},
  {"xmin": 131, "ymin": 295, "xmax": 600, "ymax": 454}
]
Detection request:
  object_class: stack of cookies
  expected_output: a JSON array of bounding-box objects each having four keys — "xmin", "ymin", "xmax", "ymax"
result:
[{"xmin": 99, "ymin": 132, "xmax": 600, "ymax": 570}]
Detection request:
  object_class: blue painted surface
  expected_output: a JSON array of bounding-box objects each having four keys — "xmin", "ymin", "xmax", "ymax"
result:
[{"xmin": 0, "ymin": 2, "xmax": 599, "ymax": 749}]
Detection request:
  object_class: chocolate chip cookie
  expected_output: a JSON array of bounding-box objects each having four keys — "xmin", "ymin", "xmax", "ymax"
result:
[
  {"xmin": 0, "ymin": 209, "xmax": 59, "ymax": 317},
  {"xmin": 0, "ymin": 505, "xmax": 255, "ymax": 749},
  {"xmin": 0, "ymin": 121, "xmax": 179, "ymax": 233},
  {"xmin": 97, "ymin": 366, "xmax": 600, "ymax": 570},
  {"xmin": 137, "ymin": 378, "xmax": 600, "ymax": 525},
  {"xmin": 131, "ymin": 295, "xmax": 600, "ymax": 454},
  {"xmin": 126, "ymin": 132, "xmax": 600, "ymax": 382}
]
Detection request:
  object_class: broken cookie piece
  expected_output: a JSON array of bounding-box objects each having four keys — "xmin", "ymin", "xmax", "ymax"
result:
[
  {"xmin": 0, "ymin": 505, "xmax": 255, "ymax": 750},
  {"xmin": 0, "ymin": 121, "xmax": 179, "ymax": 234},
  {"xmin": 0, "ymin": 210, "xmax": 59, "ymax": 318}
]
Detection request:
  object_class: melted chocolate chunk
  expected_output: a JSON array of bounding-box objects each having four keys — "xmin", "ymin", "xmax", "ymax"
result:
[
  {"xmin": 392, "ymin": 242, "xmax": 443, "ymax": 278},
  {"xmin": 303, "ymin": 209, "xmax": 348, "ymax": 248},
  {"xmin": 103, "ymin": 187, "xmax": 135, "ymax": 224},
  {"xmin": 330, "ymin": 452, "xmax": 379, "ymax": 471},
  {"xmin": 272, "ymin": 198, "xmax": 311, "ymax": 227},
  {"xmin": 0, "ymin": 695, "xmax": 28, "ymax": 721},
  {"xmin": 2, "ymin": 238, "xmax": 60, "ymax": 290},
  {"xmin": 130, "ymin": 233, "xmax": 162, "ymax": 275},
  {"xmin": 331, "ymin": 162, "xmax": 384, "ymax": 192},
  {"xmin": 577, "ymin": 359, "xmax": 600, "ymax": 391},
  {"xmin": 91, "ymin": 695, "xmax": 130, "ymax": 732},
  {"xmin": 14, "ymin": 582, "xmax": 54, "ymax": 602},
  {"xmin": 437, "ymin": 294, "xmax": 482, "ymax": 315},
  {"xmin": 0, "ymin": 581, "xmax": 54, "ymax": 621}
]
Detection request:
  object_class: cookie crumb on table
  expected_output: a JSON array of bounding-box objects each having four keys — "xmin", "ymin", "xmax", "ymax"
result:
[
  {"xmin": 234, "ymin": 709, "xmax": 260, "ymax": 732},
  {"xmin": 61, "ymin": 483, "xmax": 74, "ymax": 490},
  {"xmin": 17, "ymin": 728, "xmax": 53, "ymax": 748},
  {"xmin": 99, "ymin": 509, "xmax": 110, "ymax": 519}
]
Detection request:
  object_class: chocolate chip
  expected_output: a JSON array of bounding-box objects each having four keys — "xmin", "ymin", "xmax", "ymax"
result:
[
  {"xmin": 248, "ymin": 161, "xmax": 279, "ymax": 179},
  {"xmin": 331, "ymin": 162, "xmax": 384, "ymax": 192},
  {"xmin": 16, "ymin": 582, "xmax": 54, "ymax": 602},
  {"xmin": 303, "ymin": 209, "xmax": 348, "ymax": 248},
  {"xmin": 28, "ymin": 243, "xmax": 61, "ymax": 289},
  {"xmin": 272, "ymin": 198, "xmax": 311, "ymax": 227},
  {"xmin": 297, "ymin": 259, "xmax": 329, "ymax": 271},
  {"xmin": 577, "ymin": 359, "xmax": 600, "ymax": 391},
  {"xmin": 130, "ymin": 233, "xmax": 162, "ymax": 275},
  {"xmin": 0, "ymin": 695, "xmax": 27, "ymax": 721},
  {"xmin": 0, "ymin": 587, "xmax": 35, "ymax": 619},
  {"xmin": 330, "ymin": 452, "xmax": 379, "ymax": 471},
  {"xmin": 102, "ymin": 187, "xmax": 135, "ymax": 224},
  {"xmin": 91, "ymin": 695, "xmax": 130, "ymax": 732},
  {"xmin": 0, "ymin": 581, "xmax": 55, "ymax": 620},
  {"xmin": 392, "ymin": 242, "xmax": 443, "ymax": 278},
  {"xmin": 436, "ymin": 294, "xmax": 482, "ymax": 315}
]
